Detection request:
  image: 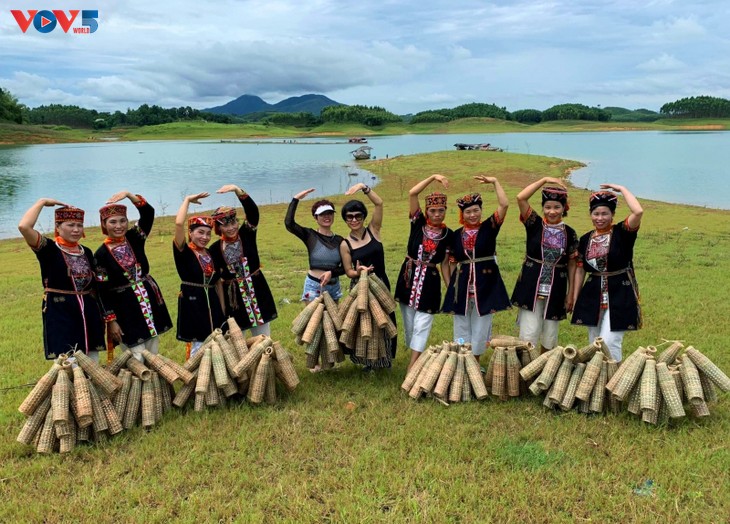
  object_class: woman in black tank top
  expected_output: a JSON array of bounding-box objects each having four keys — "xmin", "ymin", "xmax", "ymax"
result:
[{"xmin": 339, "ymin": 183, "xmax": 396, "ymax": 368}]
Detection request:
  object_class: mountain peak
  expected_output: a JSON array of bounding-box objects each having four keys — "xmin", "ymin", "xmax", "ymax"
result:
[{"xmin": 203, "ymin": 93, "xmax": 342, "ymax": 116}]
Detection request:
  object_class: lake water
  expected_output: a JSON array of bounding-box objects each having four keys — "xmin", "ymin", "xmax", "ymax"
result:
[{"xmin": 1, "ymin": 131, "xmax": 728, "ymax": 239}]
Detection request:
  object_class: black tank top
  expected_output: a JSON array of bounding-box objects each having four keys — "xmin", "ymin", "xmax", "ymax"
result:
[{"xmin": 345, "ymin": 227, "xmax": 390, "ymax": 290}]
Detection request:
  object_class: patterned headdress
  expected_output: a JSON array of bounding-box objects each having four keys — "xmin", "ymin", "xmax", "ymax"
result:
[
  {"xmin": 211, "ymin": 206, "xmax": 237, "ymax": 235},
  {"xmin": 589, "ymin": 191, "xmax": 618, "ymax": 213},
  {"xmin": 98, "ymin": 204, "xmax": 127, "ymax": 235},
  {"xmin": 542, "ymin": 187, "xmax": 569, "ymax": 215},
  {"xmin": 188, "ymin": 215, "xmax": 214, "ymax": 230},
  {"xmin": 456, "ymin": 193, "xmax": 482, "ymax": 210},
  {"xmin": 424, "ymin": 192, "xmax": 447, "ymax": 210},
  {"xmin": 55, "ymin": 206, "xmax": 85, "ymax": 224}
]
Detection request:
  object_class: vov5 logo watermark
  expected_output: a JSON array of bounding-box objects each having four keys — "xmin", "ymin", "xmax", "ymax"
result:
[{"xmin": 11, "ymin": 10, "xmax": 98, "ymax": 34}]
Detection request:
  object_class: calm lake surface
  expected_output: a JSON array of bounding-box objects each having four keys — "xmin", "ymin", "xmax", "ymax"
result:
[{"xmin": 1, "ymin": 131, "xmax": 728, "ymax": 239}]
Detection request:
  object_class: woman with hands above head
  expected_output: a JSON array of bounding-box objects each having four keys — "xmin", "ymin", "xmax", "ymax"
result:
[
  {"xmin": 571, "ymin": 184, "xmax": 644, "ymax": 362},
  {"xmin": 442, "ymin": 176, "xmax": 511, "ymax": 362},
  {"xmin": 209, "ymin": 184, "xmax": 277, "ymax": 337},
  {"xmin": 173, "ymin": 192, "xmax": 225, "ymax": 358},
  {"xmin": 339, "ymin": 182, "xmax": 396, "ymax": 368},
  {"xmin": 95, "ymin": 190, "xmax": 172, "ymax": 362},
  {"xmin": 510, "ymin": 177, "xmax": 578, "ymax": 354},
  {"xmin": 394, "ymin": 174, "xmax": 453, "ymax": 370},
  {"xmin": 18, "ymin": 198, "xmax": 105, "ymax": 361},
  {"xmin": 285, "ymin": 188, "xmax": 345, "ymax": 303}
]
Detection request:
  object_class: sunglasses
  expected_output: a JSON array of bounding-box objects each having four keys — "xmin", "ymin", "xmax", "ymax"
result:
[{"xmin": 345, "ymin": 213, "xmax": 364, "ymax": 221}]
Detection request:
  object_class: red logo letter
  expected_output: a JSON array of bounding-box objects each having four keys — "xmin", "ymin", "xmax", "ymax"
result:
[
  {"xmin": 11, "ymin": 10, "xmax": 38, "ymax": 33},
  {"xmin": 52, "ymin": 10, "xmax": 80, "ymax": 33}
]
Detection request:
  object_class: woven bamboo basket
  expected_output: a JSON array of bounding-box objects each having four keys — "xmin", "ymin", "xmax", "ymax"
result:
[
  {"xmin": 70, "ymin": 367, "xmax": 93, "ymax": 429},
  {"xmin": 227, "ymin": 317, "xmax": 249, "ymax": 356},
  {"xmin": 140, "ymin": 379, "xmax": 155, "ymax": 428},
  {"xmin": 195, "ymin": 347, "xmax": 213, "ymax": 394},
  {"xmin": 112, "ymin": 370, "xmax": 132, "ymax": 422},
  {"xmin": 655, "ymin": 362, "xmax": 685, "ymax": 418},
  {"xmin": 19, "ymin": 361, "xmax": 61, "ymax": 417},
  {"xmin": 59, "ymin": 417, "xmax": 76, "ymax": 454},
  {"xmin": 559, "ymin": 363, "xmax": 586, "ymax": 411},
  {"xmin": 74, "ymin": 350, "xmax": 122, "ymax": 397},
  {"xmin": 611, "ymin": 350, "xmax": 648, "ymax": 402},
  {"xmin": 301, "ymin": 303, "xmax": 326, "ymax": 345},
  {"xmin": 87, "ymin": 382, "xmax": 109, "ymax": 433},
  {"xmin": 505, "ymin": 346, "xmax": 522, "ymax": 398},
  {"xmin": 305, "ymin": 348, "xmax": 319, "ymax": 370},
  {"xmin": 490, "ymin": 335, "xmax": 529, "ymax": 349},
  {"xmin": 625, "ymin": 384, "xmax": 641, "ymax": 416},
  {"xmin": 491, "ymin": 347, "xmax": 507, "ymax": 397},
  {"xmin": 642, "ymin": 385, "xmax": 662, "ymax": 425},
  {"xmin": 366, "ymin": 326, "xmax": 380, "ymax": 362},
  {"xmin": 575, "ymin": 339, "xmax": 601, "ymax": 364},
  {"xmin": 125, "ymin": 357, "xmax": 152, "ymax": 382},
  {"xmin": 368, "ymin": 291, "xmax": 390, "ymax": 328},
  {"xmin": 247, "ymin": 349, "xmax": 272, "ymax": 404},
  {"xmin": 291, "ymin": 296, "xmax": 323, "ymax": 336},
  {"xmin": 415, "ymin": 347, "xmax": 449, "ymax": 396},
  {"xmin": 464, "ymin": 351, "xmax": 489, "ymax": 400},
  {"xmin": 213, "ymin": 334, "xmax": 241, "ymax": 379},
  {"xmin": 173, "ymin": 370, "xmax": 198, "ymax": 408},
  {"xmin": 141, "ymin": 351, "xmax": 179, "ymax": 385},
  {"xmin": 595, "ymin": 337, "xmax": 613, "ymax": 359},
  {"xmin": 433, "ymin": 351, "xmax": 458, "ymax": 399},
  {"xmin": 356, "ymin": 270, "xmax": 369, "ymax": 312},
  {"xmin": 575, "ymin": 351, "xmax": 604, "ymax": 401},
  {"xmin": 670, "ymin": 367, "xmax": 684, "ymax": 404},
  {"xmin": 205, "ymin": 375, "xmax": 220, "ymax": 406},
  {"xmin": 307, "ymin": 322, "xmax": 325, "ymax": 356},
  {"xmin": 588, "ymin": 361, "xmax": 608, "ymax": 413},
  {"xmin": 368, "ymin": 274, "xmax": 397, "ymax": 314},
  {"xmin": 519, "ymin": 348, "xmax": 555, "ymax": 382},
  {"xmin": 337, "ymin": 292, "xmax": 357, "ymax": 326},
  {"xmin": 400, "ymin": 349, "xmax": 432, "ymax": 392},
  {"xmin": 156, "ymin": 354, "xmax": 195, "ymax": 385},
  {"xmin": 639, "ymin": 358, "xmax": 658, "ymax": 415},
  {"xmin": 461, "ymin": 371, "xmax": 472, "ymax": 402},
  {"xmin": 51, "ymin": 369, "xmax": 71, "ymax": 426},
  {"xmin": 407, "ymin": 347, "xmax": 436, "ymax": 397},
  {"xmin": 656, "ymin": 341, "xmax": 684, "ymax": 364},
  {"xmin": 233, "ymin": 336, "xmax": 269, "ymax": 376},
  {"xmin": 690, "ymin": 399, "xmax": 711, "ymax": 417},
  {"xmin": 535, "ymin": 348, "xmax": 564, "ymax": 391},
  {"xmin": 548, "ymin": 354, "xmax": 575, "ymax": 404},
  {"xmin": 606, "ymin": 347, "xmax": 644, "ymax": 392},
  {"xmin": 123, "ymin": 376, "xmax": 142, "ymax": 428},
  {"xmin": 265, "ymin": 358, "xmax": 277, "ymax": 405},
  {"xmin": 193, "ymin": 392, "xmax": 206, "ymax": 412},
  {"xmin": 272, "ymin": 342, "xmax": 299, "ymax": 391},
  {"xmin": 697, "ymin": 369, "xmax": 718, "ymax": 403},
  {"xmin": 183, "ymin": 341, "xmax": 207, "ymax": 372},
  {"xmin": 685, "ymin": 346, "xmax": 730, "ymax": 392},
  {"xmin": 448, "ymin": 353, "xmax": 466, "ymax": 403},
  {"xmin": 100, "ymin": 394, "xmax": 124, "ymax": 435},
  {"xmin": 340, "ymin": 299, "xmax": 360, "ymax": 336},
  {"xmin": 322, "ymin": 311, "xmax": 340, "ymax": 354},
  {"xmin": 359, "ymin": 310, "xmax": 373, "ymax": 341},
  {"xmin": 679, "ymin": 355, "xmax": 705, "ymax": 405},
  {"xmin": 483, "ymin": 350, "xmax": 496, "ymax": 390},
  {"xmin": 77, "ymin": 424, "xmax": 90, "ymax": 443},
  {"xmin": 17, "ymin": 396, "xmax": 52, "ymax": 446},
  {"xmin": 150, "ymin": 372, "xmax": 163, "ymax": 422},
  {"xmin": 321, "ymin": 291, "xmax": 342, "ymax": 331},
  {"xmin": 210, "ymin": 342, "xmax": 232, "ymax": 389},
  {"xmin": 107, "ymin": 350, "xmax": 133, "ymax": 376},
  {"xmin": 36, "ymin": 410, "xmax": 56, "ymax": 454},
  {"xmin": 543, "ymin": 382, "xmax": 558, "ymax": 409}
]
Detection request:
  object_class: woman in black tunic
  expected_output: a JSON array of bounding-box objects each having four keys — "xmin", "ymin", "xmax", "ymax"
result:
[
  {"xmin": 209, "ymin": 184, "xmax": 277, "ymax": 337},
  {"xmin": 511, "ymin": 178, "xmax": 578, "ymax": 353},
  {"xmin": 173, "ymin": 192, "xmax": 225, "ymax": 358},
  {"xmin": 339, "ymin": 182, "xmax": 396, "ymax": 368},
  {"xmin": 394, "ymin": 174, "xmax": 453, "ymax": 370},
  {"xmin": 95, "ymin": 191, "xmax": 172, "ymax": 362},
  {"xmin": 571, "ymin": 184, "xmax": 643, "ymax": 362},
  {"xmin": 18, "ymin": 200, "xmax": 105, "ymax": 361}
]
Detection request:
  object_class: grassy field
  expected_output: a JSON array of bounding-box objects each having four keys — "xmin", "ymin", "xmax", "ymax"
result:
[
  {"xmin": 1, "ymin": 150, "xmax": 729, "ymax": 522},
  {"xmin": 3, "ymin": 117, "xmax": 730, "ymax": 145}
]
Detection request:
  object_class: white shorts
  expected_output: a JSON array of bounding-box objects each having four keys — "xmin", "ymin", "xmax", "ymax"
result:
[
  {"xmin": 453, "ymin": 298, "xmax": 493, "ymax": 356},
  {"xmin": 517, "ymin": 299, "xmax": 560, "ymax": 350},
  {"xmin": 587, "ymin": 307, "xmax": 625, "ymax": 361},
  {"xmin": 400, "ymin": 304, "xmax": 435, "ymax": 353}
]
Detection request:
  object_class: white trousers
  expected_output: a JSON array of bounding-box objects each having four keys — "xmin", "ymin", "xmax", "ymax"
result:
[
  {"xmin": 400, "ymin": 304, "xmax": 434, "ymax": 353},
  {"xmin": 587, "ymin": 307, "xmax": 625, "ymax": 362},
  {"xmin": 122, "ymin": 337, "xmax": 160, "ymax": 362},
  {"xmin": 452, "ymin": 298, "xmax": 493, "ymax": 356},
  {"xmin": 517, "ymin": 300, "xmax": 560, "ymax": 350}
]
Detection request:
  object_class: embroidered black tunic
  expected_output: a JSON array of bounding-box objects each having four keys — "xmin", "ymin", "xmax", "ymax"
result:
[
  {"xmin": 209, "ymin": 193, "xmax": 277, "ymax": 330},
  {"xmin": 33, "ymin": 237, "xmax": 105, "ymax": 359},
  {"xmin": 95, "ymin": 201, "xmax": 172, "ymax": 346},
  {"xmin": 442, "ymin": 212, "xmax": 511, "ymax": 316},
  {"xmin": 511, "ymin": 209, "xmax": 578, "ymax": 320},
  {"xmin": 571, "ymin": 219, "xmax": 642, "ymax": 331},
  {"xmin": 173, "ymin": 242, "xmax": 225, "ymax": 342},
  {"xmin": 394, "ymin": 210, "xmax": 453, "ymax": 314}
]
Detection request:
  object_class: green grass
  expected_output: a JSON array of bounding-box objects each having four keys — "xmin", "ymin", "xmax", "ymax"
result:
[{"xmin": 1, "ymin": 150, "xmax": 729, "ymax": 522}]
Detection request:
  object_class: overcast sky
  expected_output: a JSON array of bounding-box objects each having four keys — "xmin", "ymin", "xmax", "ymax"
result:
[{"xmin": 2, "ymin": 0, "xmax": 730, "ymax": 115}]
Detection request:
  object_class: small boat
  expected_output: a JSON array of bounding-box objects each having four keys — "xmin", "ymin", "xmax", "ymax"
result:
[
  {"xmin": 454, "ymin": 143, "xmax": 503, "ymax": 152},
  {"xmin": 351, "ymin": 146, "xmax": 373, "ymax": 160},
  {"xmin": 348, "ymin": 137, "xmax": 368, "ymax": 144}
]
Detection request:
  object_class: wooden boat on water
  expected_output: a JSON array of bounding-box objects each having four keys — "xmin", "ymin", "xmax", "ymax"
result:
[
  {"xmin": 348, "ymin": 137, "xmax": 368, "ymax": 144},
  {"xmin": 454, "ymin": 143, "xmax": 503, "ymax": 152},
  {"xmin": 351, "ymin": 146, "xmax": 373, "ymax": 160}
]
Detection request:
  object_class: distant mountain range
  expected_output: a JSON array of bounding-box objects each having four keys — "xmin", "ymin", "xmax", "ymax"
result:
[{"xmin": 203, "ymin": 94, "xmax": 343, "ymax": 116}]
